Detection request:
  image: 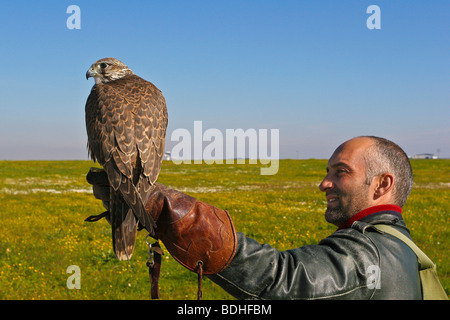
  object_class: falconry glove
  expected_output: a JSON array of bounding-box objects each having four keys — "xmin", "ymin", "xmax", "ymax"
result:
[{"xmin": 86, "ymin": 168, "xmax": 237, "ymax": 298}]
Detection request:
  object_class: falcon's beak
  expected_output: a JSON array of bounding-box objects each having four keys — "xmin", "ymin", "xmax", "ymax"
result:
[{"xmin": 86, "ymin": 68, "xmax": 96, "ymax": 80}]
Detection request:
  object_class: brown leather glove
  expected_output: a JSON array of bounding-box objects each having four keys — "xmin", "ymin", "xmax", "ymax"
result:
[
  {"xmin": 86, "ymin": 168, "xmax": 237, "ymax": 275},
  {"xmin": 144, "ymin": 183, "xmax": 237, "ymax": 275}
]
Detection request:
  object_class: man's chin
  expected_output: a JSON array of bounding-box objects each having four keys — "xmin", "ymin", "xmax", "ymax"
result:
[{"xmin": 325, "ymin": 207, "xmax": 348, "ymax": 227}]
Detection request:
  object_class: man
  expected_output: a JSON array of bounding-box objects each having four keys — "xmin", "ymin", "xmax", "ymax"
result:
[{"xmin": 87, "ymin": 136, "xmax": 423, "ymax": 299}]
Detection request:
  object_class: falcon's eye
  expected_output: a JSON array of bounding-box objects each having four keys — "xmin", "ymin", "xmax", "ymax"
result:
[{"xmin": 99, "ymin": 63, "xmax": 107, "ymax": 69}]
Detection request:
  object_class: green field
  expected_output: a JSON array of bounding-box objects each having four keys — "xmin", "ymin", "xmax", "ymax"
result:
[{"xmin": 0, "ymin": 159, "xmax": 449, "ymax": 299}]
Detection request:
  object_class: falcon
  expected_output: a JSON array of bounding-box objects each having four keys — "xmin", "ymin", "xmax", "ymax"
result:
[{"xmin": 85, "ymin": 57, "xmax": 168, "ymax": 260}]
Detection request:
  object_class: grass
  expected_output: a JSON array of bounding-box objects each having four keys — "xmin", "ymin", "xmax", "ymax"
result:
[{"xmin": 0, "ymin": 159, "xmax": 448, "ymax": 299}]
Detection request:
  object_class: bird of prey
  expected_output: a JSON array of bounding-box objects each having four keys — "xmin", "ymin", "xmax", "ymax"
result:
[{"xmin": 85, "ymin": 57, "xmax": 168, "ymax": 260}]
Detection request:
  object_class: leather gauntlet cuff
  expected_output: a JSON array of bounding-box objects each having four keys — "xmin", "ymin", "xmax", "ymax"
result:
[{"xmin": 146, "ymin": 184, "xmax": 237, "ymax": 275}]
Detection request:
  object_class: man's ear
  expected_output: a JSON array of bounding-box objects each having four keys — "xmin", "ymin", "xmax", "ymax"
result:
[{"xmin": 373, "ymin": 173, "xmax": 394, "ymax": 200}]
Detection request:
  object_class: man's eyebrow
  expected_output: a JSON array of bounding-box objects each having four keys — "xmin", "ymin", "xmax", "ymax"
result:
[
  {"xmin": 331, "ymin": 161, "xmax": 351, "ymax": 169},
  {"xmin": 326, "ymin": 161, "xmax": 352, "ymax": 172}
]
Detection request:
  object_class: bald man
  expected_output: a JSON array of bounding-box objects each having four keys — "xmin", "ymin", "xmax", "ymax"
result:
[
  {"xmin": 207, "ymin": 136, "xmax": 420, "ymax": 299},
  {"xmin": 88, "ymin": 136, "xmax": 424, "ymax": 299}
]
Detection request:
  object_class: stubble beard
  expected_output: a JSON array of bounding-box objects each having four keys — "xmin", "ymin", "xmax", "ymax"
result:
[
  {"xmin": 325, "ymin": 184, "xmax": 371, "ymax": 227},
  {"xmin": 325, "ymin": 205, "xmax": 349, "ymax": 227}
]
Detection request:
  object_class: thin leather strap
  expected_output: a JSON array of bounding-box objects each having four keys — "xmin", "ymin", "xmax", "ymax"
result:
[{"xmin": 147, "ymin": 241, "xmax": 163, "ymax": 299}]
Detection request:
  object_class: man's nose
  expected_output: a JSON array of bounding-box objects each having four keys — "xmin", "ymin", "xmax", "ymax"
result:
[{"xmin": 319, "ymin": 175, "xmax": 333, "ymax": 192}]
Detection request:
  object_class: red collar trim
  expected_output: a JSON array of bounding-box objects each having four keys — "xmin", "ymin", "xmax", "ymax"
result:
[{"xmin": 337, "ymin": 204, "xmax": 402, "ymax": 231}]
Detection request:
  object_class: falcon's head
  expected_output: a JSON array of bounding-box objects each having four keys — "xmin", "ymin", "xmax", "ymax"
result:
[{"xmin": 86, "ymin": 58, "xmax": 134, "ymax": 84}]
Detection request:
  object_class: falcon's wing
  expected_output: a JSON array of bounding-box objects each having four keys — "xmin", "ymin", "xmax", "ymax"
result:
[{"xmin": 133, "ymin": 76, "xmax": 168, "ymax": 195}]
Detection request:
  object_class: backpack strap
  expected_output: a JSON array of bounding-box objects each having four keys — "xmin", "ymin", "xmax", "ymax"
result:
[
  {"xmin": 372, "ymin": 224, "xmax": 433, "ymax": 270},
  {"xmin": 373, "ymin": 224, "xmax": 448, "ymax": 300}
]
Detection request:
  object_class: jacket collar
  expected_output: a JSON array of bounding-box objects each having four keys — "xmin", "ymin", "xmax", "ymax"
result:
[{"xmin": 337, "ymin": 204, "xmax": 403, "ymax": 231}]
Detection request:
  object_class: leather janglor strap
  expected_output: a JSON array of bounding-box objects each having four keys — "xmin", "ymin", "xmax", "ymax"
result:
[
  {"xmin": 146, "ymin": 240, "xmax": 163, "ymax": 299},
  {"xmin": 146, "ymin": 243, "xmax": 204, "ymax": 300},
  {"xmin": 196, "ymin": 261, "xmax": 203, "ymax": 300}
]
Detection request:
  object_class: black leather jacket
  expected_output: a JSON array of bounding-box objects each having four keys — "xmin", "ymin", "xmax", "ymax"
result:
[{"xmin": 209, "ymin": 205, "xmax": 422, "ymax": 299}]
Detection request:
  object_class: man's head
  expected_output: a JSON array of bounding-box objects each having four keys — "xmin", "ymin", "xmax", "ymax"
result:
[{"xmin": 319, "ymin": 136, "xmax": 413, "ymax": 227}]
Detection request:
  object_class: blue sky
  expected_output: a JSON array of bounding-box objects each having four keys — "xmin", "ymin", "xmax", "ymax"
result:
[{"xmin": 0, "ymin": 0, "xmax": 448, "ymax": 160}]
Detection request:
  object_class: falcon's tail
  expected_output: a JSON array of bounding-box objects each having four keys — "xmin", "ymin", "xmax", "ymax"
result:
[
  {"xmin": 110, "ymin": 190, "xmax": 138, "ymax": 261},
  {"xmin": 105, "ymin": 162, "xmax": 157, "ymax": 238}
]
